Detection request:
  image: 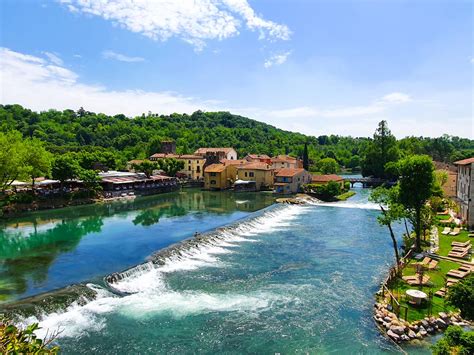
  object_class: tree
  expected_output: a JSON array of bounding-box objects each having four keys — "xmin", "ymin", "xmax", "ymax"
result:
[
  {"xmin": 132, "ymin": 160, "xmax": 158, "ymax": 178},
  {"xmin": 446, "ymin": 275, "xmax": 474, "ymax": 321},
  {"xmin": 158, "ymin": 158, "xmax": 185, "ymax": 177},
  {"xmin": 1, "ymin": 319, "xmax": 60, "ymax": 354},
  {"xmin": 24, "ymin": 138, "xmax": 52, "ymax": 187},
  {"xmin": 397, "ymin": 155, "xmax": 435, "ymax": 252},
  {"xmin": 51, "ymin": 154, "xmax": 81, "ymax": 187},
  {"xmin": 0, "ymin": 131, "xmax": 28, "ymax": 192},
  {"xmin": 362, "ymin": 120, "xmax": 400, "ymax": 179},
  {"xmin": 302, "ymin": 142, "xmax": 309, "ymax": 170},
  {"xmin": 317, "ymin": 158, "xmax": 339, "ymax": 174},
  {"xmin": 370, "ymin": 186, "xmax": 405, "ymax": 270},
  {"xmin": 78, "ymin": 169, "xmax": 103, "ymax": 197},
  {"xmin": 431, "ymin": 326, "xmax": 474, "ymax": 355}
]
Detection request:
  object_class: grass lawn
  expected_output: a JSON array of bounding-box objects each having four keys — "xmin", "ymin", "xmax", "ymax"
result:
[
  {"xmin": 336, "ymin": 191, "xmax": 356, "ymax": 201},
  {"xmin": 437, "ymin": 227, "xmax": 472, "ymax": 259},
  {"xmin": 389, "ymin": 258, "xmax": 460, "ymax": 322},
  {"xmin": 436, "ymin": 214, "xmax": 452, "ymax": 221}
]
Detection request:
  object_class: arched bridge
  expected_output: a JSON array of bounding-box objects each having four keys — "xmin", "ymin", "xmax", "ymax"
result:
[{"xmin": 344, "ymin": 177, "xmax": 389, "ymax": 188}]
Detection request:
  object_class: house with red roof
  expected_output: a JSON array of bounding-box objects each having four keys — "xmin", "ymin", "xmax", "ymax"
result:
[{"xmin": 273, "ymin": 168, "xmax": 311, "ymax": 194}]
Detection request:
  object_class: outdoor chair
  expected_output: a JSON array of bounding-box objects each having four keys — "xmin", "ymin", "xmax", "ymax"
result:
[
  {"xmin": 441, "ymin": 227, "xmax": 451, "ymax": 235},
  {"xmin": 428, "ymin": 259, "xmax": 438, "ymax": 270},
  {"xmin": 451, "ymin": 245, "xmax": 471, "ymax": 253},
  {"xmin": 435, "ymin": 288, "xmax": 446, "ymax": 298},
  {"xmin": 447, "ymin": 269, "xmax": 470, "ymax": 279},
  {"xmin": 440, "ymin": 217, "xmax": 454, "ymax": 224},
  {"xmin": 449, "ymin": 228, "xmax": 461, "ymax": 236},
  {"xmin": 448, "ymin": 250, "xmax": 469, "ymax": 259},
  {"xmin": 451, "ymin": 240, "xmax": 471, "ymax": 247}
]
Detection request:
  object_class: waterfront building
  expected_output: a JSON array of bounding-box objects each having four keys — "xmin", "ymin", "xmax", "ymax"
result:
[
  {"xmin": 271, "ymin": 155, "xmax": 303, "ymax": 170},
  {"xmin": 244, "ymin": 154, "xmax": 272, "ymax": 164},
  {"xmin": 453, "ymin": 157, "xmax": 474, "ymax": 228},
  {"xmin": 194, "ymin": 147, "xmax": 238, "ymax": 161},
  {"xmin": 203, "ymin": 163, "xmax": 237, "ymax": 190},
  {"xmin": 236, "ymin": 162, "xmax": 274, "ymax": 191},
  {"xmin": 310, "ymin": 174, "xmax": 345, "ymax": 188},
  {"xmin": 149, "ymin": 153, "xmax": 205, "ymax": 180},
  {"xmin": 433, "ymin": 161, "xmax": 457, "ymax": 198},
  {"xmin": 273, "ymin": 168, "xmax": 312, "ymax": 194},
  {"xmin": 99, "ymin": 171, "xmax": 178, "ymax": 196}
]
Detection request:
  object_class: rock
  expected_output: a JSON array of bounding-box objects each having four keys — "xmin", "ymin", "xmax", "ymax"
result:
[
  {"xmin": 438, "ymin": 312, "xmax": 448, "ymax": 319},
  {"xmin": 408, "ymin": 330, "xmax": 416, "ymax": 339},
  {"xmin": 415, "ymin": 332, "xmax": 423, "ymax": 339},
  {"xmin": 427, "ymin": 327, "xmax": 435, "ymax": 334},
  {"xmin": 401, "ymin": 334, "xmax": 410, "ymax": 342},
  {"xmin": 419, "ymin": 329, "xmax": 427, "ymax": 337},
  {"xmin": 435, "ymin": 318, "xmax": 447, "ymax": 329},
  {"xmin": 384, "ymin": 316, "xmax": 392, "ymax": 323},
  {"xmin": 421, "ymin": 320, "xmax": 429, "ymax": 328},
  {"xmin": 409, "ymin": 324, "xmax": 419, "ymax": 332},
  {"xmin": 391, "ymin": 325, "xmax": 406, "ymax": 335},
  {"xmin": 387, "ymin": 330, "xmax": 400, "ymax": 341}
]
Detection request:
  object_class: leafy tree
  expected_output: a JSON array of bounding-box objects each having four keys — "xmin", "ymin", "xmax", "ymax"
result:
[
  {"xmin": 0, "ymin": 319, "xmax": 59, "ymax": 354},
  {"xmin": 158, "ymin": 158, "xmax": 185, "ymax": 177},
  {"xmin": 317, "ymin": 158, "xmax": 339, "ymax": 174},
  {"xmin": 0, "ymin": 131, "xmax": 28, "ymax": 191},
  {"xmin": 397, "ymin": 155, "xmax": 435, "ymax": 252},
  {"xmin": 78, "ymin": 169, "xmax": 103, "ymax": 197},
  {"xmin": 306, "ymin": 181, "xmax": 341, "ymax": 200},
  {"xmin": 24, "ymin": 138, "xmax": 53, "ymax": 187},
  {"xmin": 132, "ymin": 160, "xmax": 158, "ymax": 178},
  {"xmin": 446, "ymin": 275, "xmax": 474, "ymax": 321},
  {"xmin": 370, "ymin": 186, "xmax": 405, "ymax": 270},
  {"xmin": 362, "ymin": 120, "xmax": 400, "ymax": 179},
  {"xmin": 51, "ymin": 154, "xmax": 81, "ymax": 187},
  {"xmin": 432, "ymin": 326, "xmax": 474, "ymax": 355}
]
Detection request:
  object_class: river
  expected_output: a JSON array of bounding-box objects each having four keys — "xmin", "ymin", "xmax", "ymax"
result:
[{"xmin": 0, "ymin": 188, "xmax": 432, "ymax": 354}]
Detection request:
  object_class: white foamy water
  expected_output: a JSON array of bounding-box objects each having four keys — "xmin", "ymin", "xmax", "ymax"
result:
[
  {"xmin": 307, "ymin": 200, "xmax": 380, "ymax": 210},
  {"xmin": 24, "ymin": 204, "xmax": 303, "ymax": 339}
]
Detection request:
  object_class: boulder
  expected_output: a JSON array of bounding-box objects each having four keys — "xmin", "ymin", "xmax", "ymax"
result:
[
  {"xmin": 409, "ymin": 324, "xmax": 419, "ymax": 332},
  {"xmin": 427, "ymin": 327, "xmax": 435, "ymax": 334},
  {"xmin": 435, "ymin": 318, "xmax": 447, "ymax": 329},
  {"xmin": 408, "ymin": 329, "xmax": 416, "ymax": 339},
  {"xmin": 438, "ymin": 312, "xmax": 448, "ymax": 320},
  {"xmin": 387, "ymin": 330, "xmax": 400, "ymax": 341},
  {"xmin": 401, "ymin": 334, "xmax": 410, "ymax": 342},
  {"xmin": 390, "ymin": 325, "xmax": 406, "ymax": 336},
  {"xmin": 384, "ymin": 316, "xmax": 392, "ymax": 323},
  {"xmin": 421, "ymin": 320, "xmax": 429, "ymax": 328}
]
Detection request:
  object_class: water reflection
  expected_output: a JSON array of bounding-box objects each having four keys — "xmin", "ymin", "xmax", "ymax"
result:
[{"xmin": 0, "ymin": 189, "xmax": 275, "ymax": 301}]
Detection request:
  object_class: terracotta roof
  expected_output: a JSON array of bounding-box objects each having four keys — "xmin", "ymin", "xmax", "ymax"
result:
[
  {"xmin": 220, "ymin": 159, "xmax": 248, "ymax": 166},
  {"xmin": 276, "ymin": 168, "xmax": 306, "ymax": 177},
  {"xmin": 150, "ymin": 153, "xmax": 179, "ymax": 159},
  {"xmin": 454, "ymin": 157, "xmax": 474, "ymax": 166},
  {"xmin": 271, "ymin": 155, "xmax": 299, "ymax": 163},
  {"xmin": 180, "ymin": 154, "xmax": 204, "ymax": 159},
  {"xmin": 311, "ymin": 174, "xmax": 344, "ymax": 183},
  {"xmin": 246, "ymin": 154, "xmax": 271, "ymax": 160},
  {"xmin": 237, "ymin": 162, "xmax": 272, "ymax": 170},
  {"xmin": 194, "ymin": 147, "xmax": 236, "ymax": 155},
  {"xmin": 204, "ymin": 164, "xmax": 227, "ymax": 173}
]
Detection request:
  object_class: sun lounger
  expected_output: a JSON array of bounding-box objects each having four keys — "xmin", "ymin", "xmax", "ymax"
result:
[
  {"xmin": 449, "ymin": 228, "xmax": 461, "ymax": 236},
  {"xmin": 428, "ymin": 259, "xmax": 438, "ymax": 270},
  {"xmin": 405, "ymin": 275, "xmax": 430, "ymax": 286},
  {"xmin": 459, "ymin": 265, "xmax": 474, "ymax": 272},
  {"xmin": 448, "ymin": 250, "xmax": 469, "ymax": 259},
  {"xmin": 402, "ymin": 275, "xmax": 418, "ymax": 281},
  {"xmin": 421, "ymin": 256, "xmax": 431, "ymax": 265},
  {"xmin": 452, "ymin": 245, "xmax": 471, "ymax": 253},
  {"xmin": 435, "ymin": 288, "xmax": 446, "ymax": 297},
  {"xmin": 437, "ymin": 210, "xmax": 449, "ymax": 215},
  {"xmin": 440, "ymin": 217, "xmax": 454, "ymax": 224},
  {"xmin": 447, "ymin": 269, "xmax": 470, "ymax": 279},
  {"xmin": 452, "ymin": 240, "xmax": 471, "ymax": 247},
  {"xmin": 442, "ymin": 227, "xmax": 451, "ymax": 235},
  {"xmin": 447, "ymin": 278, "xmax": 460, "ymax": 287}
]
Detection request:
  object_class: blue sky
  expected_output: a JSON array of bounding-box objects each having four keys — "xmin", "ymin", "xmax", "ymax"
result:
[{"xmin": 0, "ymin": 0, "xmax": 472, "ymax": 138}]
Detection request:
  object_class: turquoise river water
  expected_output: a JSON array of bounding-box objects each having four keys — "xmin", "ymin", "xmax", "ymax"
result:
[{"xmin": 0, "ymin": 188, "xmax": 434, "ymax": 354}]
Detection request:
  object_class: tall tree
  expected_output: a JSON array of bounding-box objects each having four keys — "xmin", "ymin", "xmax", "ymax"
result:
[
  {"xmin": 24, "ymin": 138, "xmax": 53, "ymax": 187},
  {"xmin": 362, "ymin": 120, "xmax": 400, "ymax": 179},
  {"xmin": 132, "ymin": 160, "xmax": 158, "ymax": 178},
  {"xmin": 370, "ymin": 186, "xmax": 405, "ymax": 271},
  {"xmin": 158, "ymin": 158, "xmax": 185, "ymax": 177},
  {"xmin": 317, "ymin": 158, "xmax": 339, "ymax": 174},
  {"xmin": 397, "ymin": 155, "xmax": 435, "ymax": 252},
  {"xmin": 302, "ymin": 142, "xmax": 309, "ymax": 170},
  {"xmin": 51, "ymin": 154, "xmax": 81, "ymax": 188},
  {"xmin": 0, "ymin": 131, "xmax": 28, "ymax": 192}
]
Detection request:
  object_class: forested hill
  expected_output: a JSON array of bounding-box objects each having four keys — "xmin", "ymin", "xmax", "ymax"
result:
[{"xmin": 1, "ymin": 104, "xmax": 473, "ymax": 170}]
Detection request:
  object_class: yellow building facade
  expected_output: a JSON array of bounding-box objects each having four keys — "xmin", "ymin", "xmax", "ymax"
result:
[
  {"xmin": 204, "ymin": 164, "xmax": 237, "ymax": 190},
  {"xmin": 236, "ymin": 163, "xmax": 273, "ymax": 190}
]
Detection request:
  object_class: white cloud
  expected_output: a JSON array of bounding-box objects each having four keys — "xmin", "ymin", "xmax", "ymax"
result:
[
  {"xmin": 43, "ymin": 51, "xmax": 63, "ymax": 66},
  {"xmin": 380, "ymin": 92, "xmax": 412, "ymax": 104},
  {"xmin": 58, "ymin": 0, "xmax": 290, "ymax": 50},
  {"xmin": 264, "ymin": 51, "xmax": 291, "ymax": 68},
  {"xmin": 102, "ymin": 50, "xmax": 145, "ymax": 63},
  {"xmin": 0, "ymin": 47, "xmax": 211, "ymax": 116}
]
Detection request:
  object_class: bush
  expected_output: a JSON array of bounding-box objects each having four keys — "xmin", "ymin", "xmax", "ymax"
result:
[
  {"xmin": 446, "ymin": 275, "xmax": 474, "ymax": 321},
  {"xmin": 432, "ymin": 326, "xmax": 474, "ymax": 355},
  {"xmin": 0, "ymin": 319, "xmax": 59, "ymax": 353}
]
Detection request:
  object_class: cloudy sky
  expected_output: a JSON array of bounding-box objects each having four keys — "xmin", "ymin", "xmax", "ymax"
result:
[{"xmin": 0, "ymin": 0, "xmax": 472, "ymax": 138}]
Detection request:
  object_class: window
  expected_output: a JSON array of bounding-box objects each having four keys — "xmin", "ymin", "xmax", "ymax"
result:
[
  {"xmin": 210, "ymin": 172, "xmax": 217, "ymax": 177},
  {"xmin": 197, "ymin": 166, "xmax": 200, "ymax": 172},
  {"xmin": 249, "ymin": 172, "xmax": 254, "ymax": 177},
  {"xmin": 188, "ymin": 160, "xmax": 191, "ymax": 163},
  {"xmin": 188, "ymin": 166, "xmax": 191, "ymax": 170},
  {"xmin": 210, "ymin": 180, "xmax": 216, "ymax": 185},
  {"xmin": 245, "ymin": 172, "xmax": 248, "ymax": 177}
]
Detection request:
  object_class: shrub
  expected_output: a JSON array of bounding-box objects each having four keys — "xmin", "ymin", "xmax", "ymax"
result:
[
  {"xmin": 446, "ymin": 275, "xmax": 474, "ymax": 321},
  {"xmin": 0, "ymin": 319, "xmax": 59, "ymax": 353},
  {"xmin": 432, "ymin": 326, "xmax": 474, "ymax": 355}
]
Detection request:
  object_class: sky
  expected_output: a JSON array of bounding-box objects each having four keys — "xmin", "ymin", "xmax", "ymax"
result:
[{"xmin": 0, "ymin": 0, "xmax": 472, "ymax": 138}]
